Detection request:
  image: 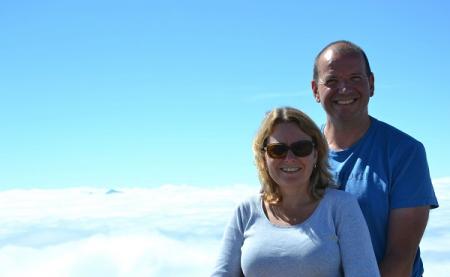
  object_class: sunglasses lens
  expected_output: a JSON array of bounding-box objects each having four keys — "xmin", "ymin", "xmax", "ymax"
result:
[
  {"xmin": 291, "ymin": 141, "xmax": 314, "ymax": 157},
  {"xmin": 265, "ymin": 140, "xmax": 314, "ymax": 159},
  {"xmin": 266, "ymin": 144, "xmax": 289, "ymax": 159}
]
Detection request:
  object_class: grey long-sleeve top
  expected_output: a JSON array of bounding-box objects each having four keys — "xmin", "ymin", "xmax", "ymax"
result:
[{"xmin": 211, "ymin": 189, "xmax": 380, "ymax": 277}]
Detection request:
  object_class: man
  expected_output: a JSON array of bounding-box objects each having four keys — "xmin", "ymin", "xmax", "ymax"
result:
[{"xmin": 311, "ymin": 40, "xmax": 438, "ymax": 277}]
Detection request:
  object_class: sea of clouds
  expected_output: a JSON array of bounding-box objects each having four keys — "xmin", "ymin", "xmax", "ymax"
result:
[{"xmin": 0, "ymin": 178, "xmax": 448, "ymax": 277}]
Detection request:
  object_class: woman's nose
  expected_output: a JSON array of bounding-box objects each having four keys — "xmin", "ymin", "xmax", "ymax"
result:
[{"xmin": 284, "ymin": 149, "xmax": 297, "ymax": 160}]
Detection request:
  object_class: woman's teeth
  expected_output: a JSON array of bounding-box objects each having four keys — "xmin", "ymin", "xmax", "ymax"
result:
[{"xmin": 281, "ymin": 167, "xmax": 300, "ymax": 172}]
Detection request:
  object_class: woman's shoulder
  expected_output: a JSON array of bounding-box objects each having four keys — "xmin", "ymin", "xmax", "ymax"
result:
[
  {"xmin": 321, "ymin": 189, "xmax": 363, "ymax": 221},
  {"xmin": 240, "ymin": 194, "xmax": 261, "ymax": 205},
  {"xmin": 234, "ymin": 194, "xmax": 263, "ymax": 214},
  {"xmin": 323, "ymin": 188, "xmax": 358, "ymax": 205}
]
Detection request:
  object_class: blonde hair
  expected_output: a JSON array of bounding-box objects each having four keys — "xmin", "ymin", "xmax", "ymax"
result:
[{"xmin": 253, "ymin": 107, "xmax": 334, "ymax": 203}]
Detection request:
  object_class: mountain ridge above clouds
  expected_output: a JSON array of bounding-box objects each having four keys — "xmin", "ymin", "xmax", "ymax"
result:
[{"xmin": 0, "ymin": 180, "xmax": 447, "ymax": 276}]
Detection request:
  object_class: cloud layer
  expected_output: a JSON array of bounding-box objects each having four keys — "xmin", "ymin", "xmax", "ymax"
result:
[{"xmin": 0, "ymin": 181, "xmax": 448, "ymax": 276}]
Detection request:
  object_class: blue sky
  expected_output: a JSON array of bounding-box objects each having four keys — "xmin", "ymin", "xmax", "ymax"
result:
[{"xmin": 1, "ymin": 0, "xmax": 449, "ymax": 189}]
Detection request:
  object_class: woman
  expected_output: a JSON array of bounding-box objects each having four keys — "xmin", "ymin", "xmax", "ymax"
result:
[{"xmin": 212, "ymin": 107, "xmax": 379, "ymax": 277}]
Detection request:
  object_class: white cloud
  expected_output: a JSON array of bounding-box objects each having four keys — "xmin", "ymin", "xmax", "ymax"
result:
[
  {"xmin": 433, "ymin": 176, "xmax": 450, "ymax": 186},
  {"xmin": 0, "ymin": 231, "xmax": 220, "ymax": 277},
  {"xmin": 421, "ymin": 179, "xmax": 450, "ymax": 276},
  {"xmin": 0, "ymin": 184, "xmax": 256, "ymax": 277},
  {"xmin": 0, "ymin": 180, "xmax": 447, "ymax": 276}
]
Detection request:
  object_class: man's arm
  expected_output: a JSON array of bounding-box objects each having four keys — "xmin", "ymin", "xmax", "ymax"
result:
[{"xmin": 379, "ymin": 206, "xmax": 430, "ymax": 277}]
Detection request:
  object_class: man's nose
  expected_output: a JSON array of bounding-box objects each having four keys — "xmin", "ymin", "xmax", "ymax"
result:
[{"xmin": 337, "ymin": 79, "xmax": 351, "ymax": 93}]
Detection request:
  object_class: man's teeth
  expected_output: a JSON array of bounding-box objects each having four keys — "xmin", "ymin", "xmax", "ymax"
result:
[
  {"xmin": 336, "ymin": 99, "xmax": 355, "ymax": 105},
  {"xmin": 281, "ymin": 167, "xmax": 300, "ymax": 172}
]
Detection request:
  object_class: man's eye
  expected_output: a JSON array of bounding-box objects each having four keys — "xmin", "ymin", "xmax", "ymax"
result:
[
  {"xmin": 351, "ymin": 76, "xmax": 362, "ymax": 82},
  {"xmin": 325, "ymin": 79, "xmax": 338, "ymax": 86}
]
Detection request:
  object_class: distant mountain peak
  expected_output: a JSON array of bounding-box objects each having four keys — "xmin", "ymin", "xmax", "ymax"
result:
[{"xmin": 105, "ymin": 189, "xmax": 122, "ymax": 195}]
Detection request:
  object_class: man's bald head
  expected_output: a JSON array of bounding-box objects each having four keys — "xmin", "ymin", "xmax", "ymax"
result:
[{"xmin": 313, "ymin": 40, "xmax": 372, "ymax": 83}]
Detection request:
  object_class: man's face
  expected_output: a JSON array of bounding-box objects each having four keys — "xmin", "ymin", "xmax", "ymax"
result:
[{"xmin": 312, "ymin": 48, "xmax": 374, "ymax": 123}]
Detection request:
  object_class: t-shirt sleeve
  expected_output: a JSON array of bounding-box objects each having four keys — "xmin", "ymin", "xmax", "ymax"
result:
[
  {"xmin": 335, "ymin": 193, "xmax": 380, "ymax": 277},
  {"xmin": 390, "ymin": 141, "xmax": 438, "ymax": 209},
  {"xmin": 211, "ymin": 203, "xmax": 246, "ymax": 277}
]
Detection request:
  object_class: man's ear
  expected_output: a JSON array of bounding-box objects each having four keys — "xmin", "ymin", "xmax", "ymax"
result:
[
  {"xmin": 311, "ymin": 80, "xmax": 320, "ymax": 103},
  {"xmin": 369, "ymin": 73, "xmax": 375, "ymax": 97}
]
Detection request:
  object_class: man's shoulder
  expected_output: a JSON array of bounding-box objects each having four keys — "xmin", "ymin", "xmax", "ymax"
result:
[{"xmin": 371, "ymin": 117, "xmax": 422, "ymax": 146}]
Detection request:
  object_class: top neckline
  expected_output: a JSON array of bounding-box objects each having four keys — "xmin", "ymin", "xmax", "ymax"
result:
[{"xmin": 257, "ymin": 190, "xmax": 329, "ymax": 229}]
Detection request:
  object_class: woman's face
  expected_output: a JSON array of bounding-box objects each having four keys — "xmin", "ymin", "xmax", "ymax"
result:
[{"xmin": 264, "ymin": 122, "xmax": 317, "ymax": 193}]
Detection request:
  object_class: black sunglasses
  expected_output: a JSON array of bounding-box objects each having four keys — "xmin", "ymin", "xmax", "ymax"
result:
[{"xmin": 263, "ymin": 140, "xmax": 315, "ymax": 159}]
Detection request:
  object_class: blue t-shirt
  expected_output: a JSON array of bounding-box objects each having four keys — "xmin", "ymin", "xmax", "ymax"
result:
[{"xmin": 328, "ymin": 117, "xmax": 439, "ymax": 277}]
